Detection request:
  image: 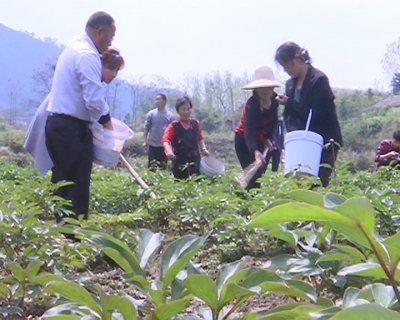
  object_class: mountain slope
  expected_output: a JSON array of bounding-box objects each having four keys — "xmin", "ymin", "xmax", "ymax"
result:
[{"xmin": 0, "ymin": 23, "xmax": 62, "ymax": 108}]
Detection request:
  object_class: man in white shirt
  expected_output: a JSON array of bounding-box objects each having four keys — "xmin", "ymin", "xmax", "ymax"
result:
[
  {"xmin": 45, "ymin": 11, "xmax": 116, "ymax": 225},
  {"xmin": 143, "ymin": 94, "xmax": 175, "ymax": 170}
]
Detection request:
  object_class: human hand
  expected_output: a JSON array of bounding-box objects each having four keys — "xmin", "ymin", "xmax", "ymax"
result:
[
  {"xmin": 201, "ymin": 148, "xmax": 210, "ymax": 157},
  {"xmin": 275, "ymin": 94, "xmax": 288, "ymax": 105},
  {"xmin": 266, "ymin": 139, "xmax": 275, "ymax": 152},
  {"xmin": 254, "ymin": 150, "xmax": 266, "ymax": 164},
  {"xmin": 102, "ymin": 120, "xmax": 114, "ymax": 130},
  {"xmin": 142, "ymin": 141, "xmax": 148, "ymax": 149},
  {"xmin": 390, "ymin": 151, "xmax": 399, "ymax": 159},
  {"xmin": 166, "ymin": 150, "xmax": 176, "ymax": 160}
]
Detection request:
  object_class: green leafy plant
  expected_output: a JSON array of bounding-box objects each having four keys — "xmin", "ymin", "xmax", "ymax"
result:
[{"xmin": 247, "ymin": 189, "xmax": 400, "ymax": 317}]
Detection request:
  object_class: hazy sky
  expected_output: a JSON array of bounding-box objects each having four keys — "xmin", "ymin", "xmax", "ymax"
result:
[{"xmin": 0, "ymin": 0, "xmax": 399, "ymax": 90}]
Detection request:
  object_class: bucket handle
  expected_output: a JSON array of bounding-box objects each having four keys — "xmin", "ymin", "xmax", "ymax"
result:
[{"xmin": 304, "ymin": 109, "xmax": 313, "ymax": 137}]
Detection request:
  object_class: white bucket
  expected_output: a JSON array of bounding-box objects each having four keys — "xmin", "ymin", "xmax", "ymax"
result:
[
  {"xmin": 91, "ymin": 118, "xmax": 134, "ymax": 167},
  {"xmin": 284, "ymin": 130, "xmax": 323, "ymax": 177},
  {"xmin": 200, "ymin": 156, "xmax": 225, "ymax": 177}
]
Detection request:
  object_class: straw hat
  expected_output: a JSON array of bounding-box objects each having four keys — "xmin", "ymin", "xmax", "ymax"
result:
[{"xmin": 242, "ymin": 66, "xmax": 282, "ymax": 90}]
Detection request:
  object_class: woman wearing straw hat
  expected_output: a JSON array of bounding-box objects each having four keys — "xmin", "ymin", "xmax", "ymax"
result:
[
  {"xmin": 274, "ymin": 41, "xmax": 342, "ymax": 187},
  {"xmin": 235, "ymin": 66, "xmax": 282, "ymax": 190}
]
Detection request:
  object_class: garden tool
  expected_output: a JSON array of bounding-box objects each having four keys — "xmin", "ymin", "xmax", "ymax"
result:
[
  {"xmin": 239, "ymin": 147, "xmax": 269, "ymax": 189},
  {"xmin": 119, "ymin": 154, "xmax": 156, "ymax": 199}
]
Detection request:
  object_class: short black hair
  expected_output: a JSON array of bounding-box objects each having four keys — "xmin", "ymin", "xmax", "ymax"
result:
[
  {"xmin": 157, "ymin": 93, "xmax": 167, "ymax": 101},
  {"xmin": 175, "ymin": 96, "xmax": 193, "ymax": 112},
  {"xmin": 86, "ymin": 11, "xmax": 115, "ymax": 30},
  {"xmin": 393, "ymin": 131, "xmax": 400, "ymax": 141}
]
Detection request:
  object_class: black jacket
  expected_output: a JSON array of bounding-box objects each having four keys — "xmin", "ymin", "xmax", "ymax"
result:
[
  {"xmin": 284, "ymin": 65, "xmax": 343, "ymax": 147},
  {"xmin": 235, "ymin": 92, "xmax": 278, "ymax": 153}
]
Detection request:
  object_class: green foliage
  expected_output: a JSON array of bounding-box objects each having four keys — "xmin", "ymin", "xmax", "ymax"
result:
[
  {"xmin": 357, "ymin": 116, "xmax": 385, "ymax": 137},
  {"xmin": 2, "ymin": 161, "xmax": 400, "ymax": 317}
]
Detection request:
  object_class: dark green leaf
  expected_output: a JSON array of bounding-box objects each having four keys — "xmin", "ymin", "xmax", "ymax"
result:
[
  {"xmin": 218, "ymin": 282, "xmax": 259, "ymax": 309},
  {"xmin": 103, "ymin": 247, "xmax": 134, "ymax": 273},
  {"xmin": 288, "ymin": 190, "xmax": 324, "ymax": 206},
  {"xmin": 248, "ymin": 201, "xmax": 374, "ymax": 250},
  {"xmin": 324, "ymin": 193, "xmax": 347, "ymax": 208},
  {"xmin": 333, "ymin": 244, "xmax": 366, "ymax": 262},
  {"xmin": 41, "ymin": 302, "xmax": 91, "ymax": 317},
  {"xmin": 5, "ymin": 262, "xmax": 24, "ymax": 281},
  {"xmin": 171, "ymin": 278, "xmax": 184, "ymax": 301},
  {"xmin": 286, "ymin": 280, "xmax": 318, "ymax": 302},
  {"xmin": 0, "ymin": 283, "xmax": 8, "ymax": 299},
  {"xmin": 137, "ymin": 229, "xmax": 164, "ymax": 269},
  {"xmin": 83, "ymin": 230, "xmax": 144, "ymax": 276},
  {"xmin": 310, "ymin": 306, "xmax": 343, "ymax": 320},
  {"xmin": 258, "ymin": 302, "xmax": 322, "ymax": 318},
  {"xmin": 338, "ymin": 262, "xmax": 394, "ymax": 280},
  {"xmin": 342, "ymin": 287, "xmax": 368, "ymax": 308},
  {"xmin": 161, "ymin": 234, "xmax": 209, "ymax": 288},
  {"xmin": 32, "ymin": 273, "xmax": 65, "ymax": 286},
  {"xmin": 316, "ymin": 297, "xmax": 334, "ymax": 308},
  {"xmin": 104, "ymin": 295, "xmax": 137, "ymax": 320},
  {"xmin": 0, "ymin": 305, "xmax": 24, "ymax": 315},
  {"xmin": 25, "ymin": 260, "xmax": 43, "ymax": 281},
  {"xmin": 149, "ymin": 289, "xmax": 166, "ymax": 307},
  {"xmin": 46, "ymin": 281, "xmax": 102, "ymax": 316},
  {"xmin": 263, "ymin": 199, "xmax": 295, "ymax": 211},
  {"xmin": 258, "ymin": 280, "xmax": 317, "ymax": 302},
  {"xmin": 318, "ymin": 252, "xmax": 359, "ymax": 263},
  {"xmin": 268, "ymin": 229, "xmax": 298, "ymax": 246},
  {"xmin": 146, "ymin": 299, "xmax": 189, "ymax": 320},
  {"xmin": 358, "ymin": 284, "xmax": 396, "ymax": 308},
  {"xmin": 240, "ymin": 269, "xmax": 284, "ymax": 288},
  {"xmin": 216, "ymin": 260, "xmax": 244, "ymax": 293},
  {"xmin": 383, "ymin": 233, "xmax": 400, "ymax": 268},
  {"xmin": 330, "ymin": 303, "xmax": 400, "ymax": 319},
  {"xmin": 184, "ymin": 274, "xmax": 218, "ymax": 310}
]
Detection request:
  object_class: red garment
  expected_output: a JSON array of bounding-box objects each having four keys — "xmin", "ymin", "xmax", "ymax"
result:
[
  {"xmin": 375, "ymin": 139, "xmax": 400, "ymax": 162},
  {"xmin": 162, "ymin": 118, "xmax": 204, "ymax": 143},
  {"xmin": 235, "ymin": 95, "xmax": 278, "ymax": 153}
]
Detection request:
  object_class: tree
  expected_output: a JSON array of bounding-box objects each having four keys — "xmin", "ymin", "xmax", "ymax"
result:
[
  {"xmin": 30, "ymin": 57, "xmax": 57, "ymax": 105},
  {"xmin": 5, "ymin": 79, "xmax": 23, "ymax": 125},
  {"xmin": 382, "ymin": 37, "xmax": 400, "ymax": 85},
  {"xmin": 130, "ymin": 77, "xmax": 146, "ymax": 131},
  {"xmin": 391, "ymin": 73, "xmax": 400, "ymax": 95},
  {"xmin": 105, "ymin": 78, "xmax": 123, "ymax": 116}
]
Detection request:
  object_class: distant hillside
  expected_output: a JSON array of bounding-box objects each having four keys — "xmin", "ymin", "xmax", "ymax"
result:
[
  {"xmin": 0, "ymin": 23, "xmax": 63, "ymax": 111},
  {"xmin": 0, "ymin": 24, "xmax": 183, "ymax": 125}
]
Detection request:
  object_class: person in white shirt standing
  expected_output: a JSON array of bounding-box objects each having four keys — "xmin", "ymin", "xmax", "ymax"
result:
[
  {"xmin": 143, "ymin": 94, "xmax": 175, "ymax": 170},
  {"xmin": 45, "ymin": 11, "xmax": 116, "ymax": 225}
]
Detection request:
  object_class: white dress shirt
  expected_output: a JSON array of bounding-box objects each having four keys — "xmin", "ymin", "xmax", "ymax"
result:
[{"xmin": 47, "ymin": 32, "xmax": 109, "ymax": 122}]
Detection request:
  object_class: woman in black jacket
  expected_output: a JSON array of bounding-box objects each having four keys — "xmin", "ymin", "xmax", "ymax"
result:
[{"xmin": 275, "ymin": 41, "xmax": 343, "ymax": 187}]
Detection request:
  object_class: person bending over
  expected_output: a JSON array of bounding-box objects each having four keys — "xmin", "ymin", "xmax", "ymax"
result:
[
  {"xmin": 234, "ymin": 66, "xmax": 281, "ymax": 190},
  {"xmin": 375, "ymin": 131, "xmax": 400, "ymax": 169}
]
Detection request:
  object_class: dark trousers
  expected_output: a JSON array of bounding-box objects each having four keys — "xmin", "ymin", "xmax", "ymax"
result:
[
  {"xmin": 148, "ymin": 145, "xmax": 168, "ymax": 170},
  {"xmin": 45, "ymin": 114, "xmax": 93, "ymax": 222},
  {"xmin": 235, "ymin": 133, "xmax": 267, "ymax": 190},
  {"xmin": 319, "ymin": 146, "xmax": 338, "ymax": 187},
  {"xmin": 171, "ymin": 159, "xmax": 200, "ymax": 179},
  {"xmin": 377, "ymin": 159, "xmax": 400, "ymax": 169},
  {"xmin": 266, "ymin": 149, "xmax": 281, "ymax": 172}
]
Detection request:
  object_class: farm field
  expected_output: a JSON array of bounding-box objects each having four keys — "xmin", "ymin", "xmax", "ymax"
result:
[{"xmin": 1, "ymin": 154, "xmax": 400, "ymax": 319}]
